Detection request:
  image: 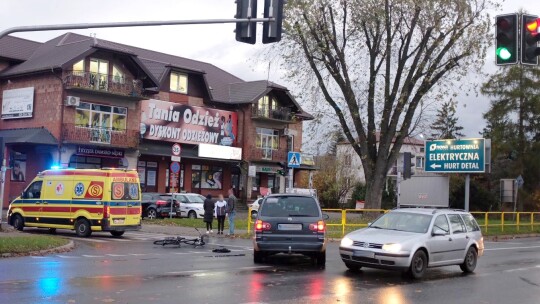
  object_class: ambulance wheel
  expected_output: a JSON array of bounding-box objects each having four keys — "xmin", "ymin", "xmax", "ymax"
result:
[
  {"xmin": 49, "ymin": 228, "xmax": 57, "ymax": 234},
  {"xmin": 12, "ymin": 214, "xmax": 24, "ymax": 231},
  {"xmin": 110, "ymin": 231, "xmax": 125, "ymax": 237},
  {"xmin": 75, "ymin": 219, "xmax": 92, "ymax": 237}
]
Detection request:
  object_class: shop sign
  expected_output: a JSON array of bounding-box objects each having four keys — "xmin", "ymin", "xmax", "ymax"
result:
[
  {"xmin": 248, "ymin": 165, "xmax": 257, "ymax": 177},
  {"xmin": 140, "ymin": 99, "xmax": 238, "ymax": 146},
  {"xmin": 301, "ymin": 154, "xmax": 315, "ymax": 166},
  {"xmin": 257, "ymin": 167, "xmax": 275, "ymax": 173},
  {"xmin": 198, "ymin": 143, "xmax": 242, "ymax": 160},
  {"xmin": 77, "ymin": 145, "xmax": 124, "ymax": 158},
  {"xmin": 2, "ymin": 87, "xmax": 34, "ymax": 119}
]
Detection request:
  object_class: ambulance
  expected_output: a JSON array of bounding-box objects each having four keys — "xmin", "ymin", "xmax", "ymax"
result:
[{"xmin": 7, "ymin": 168, "xmax": 142, "ymax": 237}]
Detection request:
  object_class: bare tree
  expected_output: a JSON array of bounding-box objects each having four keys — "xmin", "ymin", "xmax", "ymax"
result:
[{"xmin": 277, "ymin": 0, "xmax": 494, "ymax": 208}]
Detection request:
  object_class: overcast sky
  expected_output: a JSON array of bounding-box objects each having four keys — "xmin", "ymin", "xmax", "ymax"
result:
[{"xmin": 0, "ymin": 0, "xmax": 537, "ymax": 151}]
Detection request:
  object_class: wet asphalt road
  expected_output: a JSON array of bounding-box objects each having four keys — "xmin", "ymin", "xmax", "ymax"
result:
[{"xmin": 1, "ymin": 230, "xmax": 540, "ymax": 304}]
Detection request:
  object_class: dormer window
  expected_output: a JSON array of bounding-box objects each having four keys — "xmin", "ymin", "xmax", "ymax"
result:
[
  {"xmin": 170, "ymin": 71, "xmax": 188, "ymax": 94},
  {"xmin": 257, "ymin": 96, "xmax": 270, "ymax": 117},
  {"xmin": 112, "ymin": 65, "xmax": 125, "ymax": 84}
]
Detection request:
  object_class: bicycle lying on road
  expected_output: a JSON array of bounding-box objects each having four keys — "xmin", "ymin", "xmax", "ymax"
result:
[{"xmin": 153, "ymin": 228, "xmax": 207, "ymax": 247}]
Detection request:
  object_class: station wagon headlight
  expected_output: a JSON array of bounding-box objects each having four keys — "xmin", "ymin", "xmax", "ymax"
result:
[
  {"xmin": 341, "ymin": 237, "xmax": 354, "ymax": 247},
  {"xmin": 382, "ymin": 243, "xmax": 402, "ymax": 253}
]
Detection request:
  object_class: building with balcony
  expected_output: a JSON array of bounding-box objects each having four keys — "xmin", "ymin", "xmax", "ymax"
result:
[{"xmin": 0, "ymin": 33, "xmax": 313, "ymax": 206}]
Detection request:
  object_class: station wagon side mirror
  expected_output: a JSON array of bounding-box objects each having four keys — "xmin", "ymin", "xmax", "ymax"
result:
[
  {"xmin": 432, "ymin": 228, "xmax": 447, "ymax": 236},
  {"xmin": 322, "ymin": 214, "xmax": 330, "ymax": 220},
  {"xmin": 367, "ymin": 222, "xmax": 372, "ymax": 227}
]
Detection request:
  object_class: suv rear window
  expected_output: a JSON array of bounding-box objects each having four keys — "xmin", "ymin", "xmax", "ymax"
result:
[{"xmin": 259, "ymin": 196, "xmax": 320, "ymax": 217}]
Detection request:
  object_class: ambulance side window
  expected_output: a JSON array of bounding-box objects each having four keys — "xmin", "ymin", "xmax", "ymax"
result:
[{"xmin": 25, "ymin": 181, "xmax": 43, "ymax": 199}]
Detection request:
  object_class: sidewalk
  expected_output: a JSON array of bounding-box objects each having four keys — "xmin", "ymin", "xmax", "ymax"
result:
[{"xmin": 140, "ymin": 223, "xmax": 248, "ymax": 237}]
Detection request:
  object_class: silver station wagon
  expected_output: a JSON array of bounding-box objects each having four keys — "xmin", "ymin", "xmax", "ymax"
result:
[{"xmin": 339, "ymin": 208, "xmax": 484, "ymax": 279}]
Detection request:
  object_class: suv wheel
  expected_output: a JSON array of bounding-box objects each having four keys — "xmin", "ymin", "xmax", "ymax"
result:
[
  {"xmin": 316, "ymin": 251, "xmax": 326, "ymax": 266},
  {"xmin": 460, "ymin": 247, "xmax": 478, "ymax": 273},
  {"xmin": 254, "ymin": 250, "xmax": 264, "ymax": 264},
  {"xmin": 147, "ymin": 208, "xmax": 157, "ymax": 219},
  {"xmin": 188, "ymin": 211, "xmax": 197, "ymax": 219},
  {"xmin": 408, "ymin": 250, "xmax": 427, "ymax": 279}
]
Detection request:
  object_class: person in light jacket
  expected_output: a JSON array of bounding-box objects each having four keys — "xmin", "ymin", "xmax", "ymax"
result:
[
  {"xmin": 203, "ymin": 194, "xmax": 215, "ymax": 234},
  {"xmin": 214, "ymin": 194, "xmax": 228, "ymax": 235}
]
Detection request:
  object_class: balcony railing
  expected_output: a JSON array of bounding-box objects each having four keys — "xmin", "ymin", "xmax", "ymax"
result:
[
  {"xmin": 63, "ymin": 71, "xmax": 143, "ymax": 97},
  {"xmin": 62, "ymin": 123, "xmax": 139, "ymax": 148},
  {"xmin": 245, "ymin": 146, "xmax": 287, "ymax": 162},
  {"xmin": 251, "ymin": 106, "xmax": 296, "ymax": 123}
]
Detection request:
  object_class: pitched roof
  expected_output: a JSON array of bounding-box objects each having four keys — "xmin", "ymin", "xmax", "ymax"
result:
[
  {"xmin": 0, "ymin": 33, "xmax": 312, "ymax": 118},
  {"xmin": 0, "ymin": 36, "xmax": 42, "ymax": 61}
]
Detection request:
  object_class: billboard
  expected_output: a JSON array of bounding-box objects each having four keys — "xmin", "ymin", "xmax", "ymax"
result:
[
  {"xmin": 140, "ymin": 99, "xmax": 238, "ymax": 146},
  {"xmin": 2, "ymin": 87, "xmax": 34, "ymax": 119}
]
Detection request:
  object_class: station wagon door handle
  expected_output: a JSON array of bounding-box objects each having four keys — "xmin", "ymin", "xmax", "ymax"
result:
[
  {"xmin": 448, "ymin": 238, "xmax": 453, "ymax": 241},
  {"xmin": 465, "ymin": 235, "xmax": 470, "ymax": 239}
]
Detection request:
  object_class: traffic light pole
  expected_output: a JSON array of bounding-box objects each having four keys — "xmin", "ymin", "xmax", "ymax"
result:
[
  {"xmin": 0, "ymin": 17, "xmax": 274, "ymax": 40},
  {"xmin": 464, "ymin": 174, "xmax": 470, "ymax": 212}
]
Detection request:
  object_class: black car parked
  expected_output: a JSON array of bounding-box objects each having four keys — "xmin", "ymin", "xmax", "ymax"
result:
[
  {"xmin": 141, "ymin": 193, "xmax": 179, "ymax": 219},
  {"xmin": 252, "ymin": 194, "xmax": 328, "ymax": 266}
]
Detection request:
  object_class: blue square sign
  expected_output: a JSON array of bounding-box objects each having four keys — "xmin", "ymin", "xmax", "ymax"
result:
[{"xmin": 287, "ymin": 152, "xmax": 301, "ymax": 168}]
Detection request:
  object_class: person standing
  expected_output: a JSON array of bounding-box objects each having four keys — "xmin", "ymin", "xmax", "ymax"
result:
[
  {"xmin": 214, "ymin": 194, "xmax": 228, "ymax": 235},
  {"xmin": 227, "ymin": 188, "xmax": 237, "ymax": 236},
  {"xmin": 203, "ymin": 194, "xmax": 215, "ymax": 234}
]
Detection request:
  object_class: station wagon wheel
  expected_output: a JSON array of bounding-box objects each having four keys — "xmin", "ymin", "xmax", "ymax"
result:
[
  {"xmin": 12, "ymin": 214, "xmax": 24, "ymax": 231},
  {"xmin": 75, "ymin": 218, "xmax": 92, "ymax": 237},
  {"xmin": 254, "ymin": 250, "xmax": 265, "ymax": 264},
  {"xmin": 460, "ymin": 247, "xmax": 478, "ymax": 273},
  {"xmin": 188, "ymin": 211, "xmax": 197, "ymax": 219},
  {"xmin": 408, "ymin": 250, "xmax": 427, "ymax": 279},
  {"xmin": 147, "ymin": 208, "xmax": 157, "ymax": 219}
]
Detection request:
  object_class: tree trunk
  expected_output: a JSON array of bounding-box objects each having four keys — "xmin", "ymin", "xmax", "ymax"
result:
[{"xmin": 364, "ymin": 173, "xmax": 385, "ymax": 209}]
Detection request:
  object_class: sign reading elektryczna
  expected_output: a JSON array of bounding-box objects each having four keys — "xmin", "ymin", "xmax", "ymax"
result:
[{"xmin": 424, "ymin": 138, "xmax": 485, "ymax": 173}]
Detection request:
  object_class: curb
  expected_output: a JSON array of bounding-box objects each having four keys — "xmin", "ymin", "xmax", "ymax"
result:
[
  {"xmin": 485, "ymin": 233, "xmax": 540, "ymax": 241},
  {"xmin": 1, "ymin": 240, "xmax": 75, "ymax": 258}
]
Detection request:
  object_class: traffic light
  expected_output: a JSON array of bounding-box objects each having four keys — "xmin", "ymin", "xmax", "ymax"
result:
[
  {"xmin": 262, "ymin": 0, "xmax": 285, "ymax": 44},
  {"xmin": 235, "ymin": 0, "xmax": 257, "ymax": 44},
  {"xmin": 276, "ymin": 161, "xmax": 287, "ymax": 176},
  {"xmin": 522, "ymin": 14, "xmax": 540, "ymax": 65},
  {"xmin": 495, "ymin": 14, "xmax": 518, "ymax": 65},
  {"xmin": 403, "ymin": 152, "xmax": 415, "ymax": 180}
]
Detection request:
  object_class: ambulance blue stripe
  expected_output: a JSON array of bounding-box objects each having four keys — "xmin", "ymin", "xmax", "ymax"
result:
[{"xmin": 14, "ymin": 199, "xmax": 140, "ymax": 206}]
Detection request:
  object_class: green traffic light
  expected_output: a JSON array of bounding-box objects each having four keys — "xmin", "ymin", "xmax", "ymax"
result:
[{"xmin": 496, "ymin": 47, "xmax": 512, "ymax": 60}]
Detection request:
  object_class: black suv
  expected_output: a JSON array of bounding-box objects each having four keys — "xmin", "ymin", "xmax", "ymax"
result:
[
  {"xmin": 141, "ymin": 193, "xmax": 179, "ymax": 219},
  {"xmin": 252, "ymin": 194, "xmax": 328, "ymax": 266}
]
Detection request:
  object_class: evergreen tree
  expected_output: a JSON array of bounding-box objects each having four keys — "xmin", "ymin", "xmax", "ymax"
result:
[
  {"xmin": 481, "ymin": 65, "xmax": 540, "ymax": 211},
  {"xmin": 430, "ymin": 101, "xmax": 465, "ymax": 139}
]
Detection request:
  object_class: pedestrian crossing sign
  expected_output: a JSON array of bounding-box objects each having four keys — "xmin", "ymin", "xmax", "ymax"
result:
[{"xmin": 287, "ymin": 152, "xmax": 301, "ymax": 168}]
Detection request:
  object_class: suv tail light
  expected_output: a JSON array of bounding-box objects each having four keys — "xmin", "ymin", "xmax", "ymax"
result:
[
  {"xmin": 255, "ymin": 220, "xmax": 271, "ymax": 232},
  {"xmin": 309, "ymin": 220, "xmax": 326, "ymax": 233},
  {"xmin": 156, "ymin": 200, "xmax": 167, "ymax": 206}
]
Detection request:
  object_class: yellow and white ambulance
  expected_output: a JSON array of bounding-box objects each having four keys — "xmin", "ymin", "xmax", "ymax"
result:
[{"xmin": 7, "ymin": 168, "xmax": 142, "ymax": 237}]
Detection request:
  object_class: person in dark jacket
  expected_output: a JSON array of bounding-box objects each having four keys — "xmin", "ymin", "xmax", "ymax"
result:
[{"xmin": 203, "ymin": 194, "xmax": 215, "ymax": 234}]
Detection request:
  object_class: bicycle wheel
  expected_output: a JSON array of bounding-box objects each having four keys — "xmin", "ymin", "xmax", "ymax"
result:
[{"xmin": 153, "ymin": 239, "xmax": 167, "ymax": 246}]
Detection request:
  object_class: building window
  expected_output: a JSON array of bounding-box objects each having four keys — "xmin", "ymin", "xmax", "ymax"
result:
[
  {"xmin": 191, "ymin": 165, "xmax": 223, "ymax": 189},
  {"xmin": 271, "ymin": 98, "xmax": 278, "ymax": 111},
  {"xmin": 69, "ymin": 155, "xmax": 102, "ymax": 169},
  {"xmin": 287, "ymin": 135, "xmax": 294, "ymax": 152},
  {"xmin": 257, "ymin": 96, "xmax": 270, "ymax": 117},
  {"xmin": 416, "ymin": 156, "xmax": 424, "ymax": 169},
  {"xmin": 112, "ymin": 65, "xmax": 125, "ymax": 84},
  {"xmin": 256, "ymin": 128, "xmax": 279, "ymax": 160},
  {"xmin": 89, "ymin": 58, "xmax": 109, "ymax": 90},
  {"xmin": 170, "ymin": 71, "xmax": 188, "ymax": 93},
  {"xmin": 75, "ymin": 101, "xmax": 127, "ymax": 144},
  {"xmin": 73, "ymin": 59, "xmax": 84, "ymax": 72},
  {"xmin": 10, "ymin": 151, "xmax": 26, "ymax": 182},
  {"xmin": 344, "ymin": 154, "xmax": 352, "ymax": 166}
]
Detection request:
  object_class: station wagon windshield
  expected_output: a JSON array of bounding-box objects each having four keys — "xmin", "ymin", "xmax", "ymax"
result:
[{"xmin": 370, "ymin": 212, "xmax": 433, "ymax": 233}]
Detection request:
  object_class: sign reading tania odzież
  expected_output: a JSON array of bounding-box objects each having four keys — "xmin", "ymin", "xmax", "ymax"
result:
[
  {"xmin": 140, "ymin": 99, "xmax": 238, "ymax": 146},
  {"xmin": 425, "ymin": 138, "xmax": 485, "ymax": 173}
]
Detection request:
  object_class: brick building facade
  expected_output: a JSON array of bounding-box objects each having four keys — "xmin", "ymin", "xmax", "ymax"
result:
[{"xmin": 0, "ymin": 33, "xmax": 314, "ymax": 207}]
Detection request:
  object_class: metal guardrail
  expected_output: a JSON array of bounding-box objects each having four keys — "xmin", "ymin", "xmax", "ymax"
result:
[{"xmin": 246, "ymin": 209, "xmax": 540, "ymax": 236}]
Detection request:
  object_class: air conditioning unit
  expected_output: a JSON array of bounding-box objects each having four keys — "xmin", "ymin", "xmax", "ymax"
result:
[
  {"xmin": 65, "ymin": 96, "xmax": 80, "ymax": 107},
  {"xmin": 283, "ymin": 128, "xmax": 290, "ymax": 136}
]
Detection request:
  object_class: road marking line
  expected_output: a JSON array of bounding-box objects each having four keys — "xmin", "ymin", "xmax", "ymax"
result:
[
  {"xmin": 503, "ymin": 265, "xmax": 540, "ymax": 273},
  {"xmin": 82, "ymin": 254, "xmax": 105, "ymax": 258},
  {"xmin": 106, "ymin": 254, "xmax": 127, "ymax": 257},
  {"xmin": 106, "ymin": 238, "xmax": 131, "ymax": 242},
  {"xmin": 173, "ymin": 252, "xmax": 191, "ymax": 255},
  {"xmin": 30, "ymin": 256, "xmax": 47, "ymax": 259},
  {"xmin": 56, "ymin": 255, "xmax": 78, "ymax": 258},
  {"xmin": 69, "ymin": 237, "xmax": 108, "ymax": 243},
  {"xmin": 165, "ymin": 265, "xmax": 272, "ymax": 275},
  {"xmin": 485, "ymin": 245, "xmax": 540, "ymax": 251},
  {"xmin": 128, "ymin": 253, "xmax": 148, "ymax": 256},
  {"xmin": 206, "ymin": 242, "xmax": 253, "ymax": 249}
]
